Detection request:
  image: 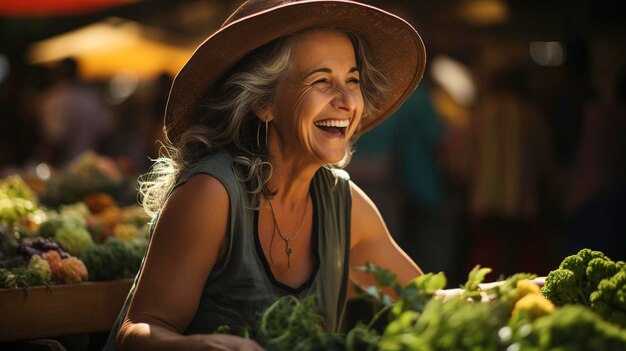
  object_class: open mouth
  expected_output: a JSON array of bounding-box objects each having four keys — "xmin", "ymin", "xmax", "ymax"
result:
[{"xmin": 314, "ymin": 119, "xmax": 349, "ymax": 136}]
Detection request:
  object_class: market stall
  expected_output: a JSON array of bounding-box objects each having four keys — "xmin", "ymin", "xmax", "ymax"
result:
[
  {"xmin": 0, "ymin": 152, "xmax": 147, "ymax": 347},
  {"xmin": 0, "ymin": 279, "xmax": 131, "ymax": 342},
  {"xmin": 1, "ymin": 153, "xmax": 625, "ymax": 350}
]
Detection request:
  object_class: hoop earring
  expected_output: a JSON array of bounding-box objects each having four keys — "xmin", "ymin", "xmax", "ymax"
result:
[
  {"xmin": 256, "ymin": 119, "xmax": 262, "ymax": 150},
  {"xmin": 256, "ymin": 119, "xmax": 269, "ymax": 151}
]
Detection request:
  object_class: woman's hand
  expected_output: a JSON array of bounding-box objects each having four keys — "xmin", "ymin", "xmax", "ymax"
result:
[
  {"xmin": 118, "ymin": 321, "xmax": 265, "ymax": 351},
  {"xmin": 190, "ymin": 334, "xmax": 265, "ymax": 351}
]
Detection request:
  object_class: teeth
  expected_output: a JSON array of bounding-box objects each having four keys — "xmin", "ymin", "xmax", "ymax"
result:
[{"xmin": 314, "ymin": 120, "xmax": 349, "ymax": 127}]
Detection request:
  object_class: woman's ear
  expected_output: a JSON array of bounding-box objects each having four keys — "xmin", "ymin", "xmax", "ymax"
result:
[{"xmin": 253, "ymin": 104, "xmax": 273, "ymax": 122}]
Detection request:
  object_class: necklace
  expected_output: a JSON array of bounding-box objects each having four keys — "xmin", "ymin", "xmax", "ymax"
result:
[{"xmin": 267, "ymin": 193, "xmax": 309, "ymax": 269}]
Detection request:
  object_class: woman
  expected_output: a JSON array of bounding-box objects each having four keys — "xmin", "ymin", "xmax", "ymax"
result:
[{"xmin": 108, "ymin": 0, "xmax": 427, "ymax": 350}]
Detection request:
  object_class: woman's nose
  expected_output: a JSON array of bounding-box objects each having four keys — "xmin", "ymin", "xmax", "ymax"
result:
[{"xmin": 331, "ymin": 85, "xmax": 360, "ymax": 112}]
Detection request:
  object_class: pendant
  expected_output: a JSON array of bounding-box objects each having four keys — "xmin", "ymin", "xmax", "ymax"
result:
[{"xmin": 285, "ymin": 238, "xmax": 292, "ymax": 269}]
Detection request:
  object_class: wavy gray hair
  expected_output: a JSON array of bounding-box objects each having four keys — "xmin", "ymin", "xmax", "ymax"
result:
[{"xmin": 139, "ymin": 28, "xmax": 390, "ymax": 216}]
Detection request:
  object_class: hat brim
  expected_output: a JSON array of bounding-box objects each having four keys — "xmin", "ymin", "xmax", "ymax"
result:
[{"xmin": 165, "ymin": 0, "xmax": 426, "ymax": 144}]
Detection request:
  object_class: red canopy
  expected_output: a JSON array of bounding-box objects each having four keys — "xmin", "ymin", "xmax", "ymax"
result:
[{"xmin": 0, "ymin": 0, "xmax": 135, "ymax": 17}]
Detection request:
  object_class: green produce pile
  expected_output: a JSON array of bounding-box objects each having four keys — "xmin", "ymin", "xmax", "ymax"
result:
[
  {"xmin": 216, "ymin": 250, "xmax": 626, "ymax": 351},
  {"xmin": 40, "ymin": 151, "xmax": 137, "ymax": 207},
  {"xmin": 541, "ymin": 248, "xmax": 626, "ymax": 328},
  {"xmin": 0, "ymin": 166, "xmax": 149, "ymax": 293}
]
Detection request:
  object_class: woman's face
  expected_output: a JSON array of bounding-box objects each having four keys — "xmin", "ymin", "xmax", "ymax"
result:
[{"xmin": 266, "ymin": 30, "xmax": 364, "ymax": 165}]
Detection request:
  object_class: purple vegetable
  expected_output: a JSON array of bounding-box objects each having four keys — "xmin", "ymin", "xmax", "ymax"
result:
[
  {"xmin": 17, "ymin": 238, "xmax": 70, "ymax": 260},
  {"xmin": 17, "ymin": 243, "xmax": 45, "ymax": 260},
  {"xmin": 31, "ymin": 238, "xmax": 63, "ymax": 252}
]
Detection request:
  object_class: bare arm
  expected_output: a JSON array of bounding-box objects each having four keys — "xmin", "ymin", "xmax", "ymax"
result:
[
  {"xmin": 349, "ymin": 181, "xmax": 423, "ymax": 294},
  {"xmin": 117, "ymin": 174, "xmax": 263, "ymax": 351}
]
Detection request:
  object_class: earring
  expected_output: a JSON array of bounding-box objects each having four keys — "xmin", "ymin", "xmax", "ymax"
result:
[
  {"xmin": 256, "ymin": 119, "xmax": 269, "ymax": 151},
  {"xmin": 256, "ymin": 119, "xmax": 262, "ymax": 150}
]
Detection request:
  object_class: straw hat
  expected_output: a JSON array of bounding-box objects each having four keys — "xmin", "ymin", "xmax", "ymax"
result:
[{"xmin": 164, "ymin": 0, "xmax": 426, "ymax": 144}]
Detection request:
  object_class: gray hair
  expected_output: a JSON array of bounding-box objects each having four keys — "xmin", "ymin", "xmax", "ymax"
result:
[{"xmin": 139, "ymin": 29, "xmax": 390, "ymax": 216}]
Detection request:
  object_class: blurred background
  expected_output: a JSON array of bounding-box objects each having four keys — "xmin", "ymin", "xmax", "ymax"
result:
[{"xmin": 1, "ymin": 0, "xmax": 625, "ymax": 286}]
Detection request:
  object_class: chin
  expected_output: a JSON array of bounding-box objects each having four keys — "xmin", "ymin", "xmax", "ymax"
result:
[
  {"xmin": 322, "ymin": 151, "xmax": 347, "ymax": 165},
  {"xmin": 310, "ymin": 142, "xmax": 350, "ymax": 165}
]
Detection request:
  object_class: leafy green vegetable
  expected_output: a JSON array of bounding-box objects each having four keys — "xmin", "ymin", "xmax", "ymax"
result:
[
  {"xmin": 344, "ymin": 323, "xmax": 379, "ymax": 351},
  {"xmin": 590, "ymin": 268, "xmax": 626, "ymax": 328},
  {"xmin": 0, "ymin": 175, "xmax": 36, "ymax": 202},
  {"xmin": 380, "ymin": 296, "xmax": 510, "ymax": 351},
  {"xmin": 518, "ymin": 305, "xmax": 626, "ymax": 350},
  {"xmin": 482, "ymin": 272, "xmax": 537, "ymax": 304},
  {"xmin": 540, "ymin": 268, "xmax": 579, "ymax": 305},
  {"xmin": 542, "ymin": 248, "xmax": 622, "ymax": 306},
  {"xmin": 255, "ymin": 295, "xmax": 325, "ymax": 350},
  {"xmin": 0, "ymin": 175, "xmax": 39, "ymax": 230},
  {"xmin": 0, "ymin": 266, "xmax": 50, "ymax": 295},
  {"xmin": 463, "ymin": 265, "xmax": 492, "ymax": 299},
  {"xmin": 28, "ymin": 254, "xmax": 51, "ymax": 283},
  {"xmin": 55, "ymin": 226, "xmax": 94, "ymax": 257},
  {"xmin": 80, "ymin": 237, "xmax": 147, "ymax": 281},
  {"xmin": 211, "ymin": 252, "xmax": 625, "ymax": 351},
  {"xmin": 36, "ymin": 211, "xmax": 87, "ymax": 239},
  {"xmin": 0, "ymin": 198, "xmax": 37, "ymax": 226},
  {"xmin": 541, "ymin": 248, "xmax": 626, "ymax": 328},
  {"xmin": 353, "ymin": 261, "xmax": 446, "ymax": 321}
]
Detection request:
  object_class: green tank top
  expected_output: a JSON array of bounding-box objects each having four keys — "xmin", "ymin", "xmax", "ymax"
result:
[{"xmin": 104, "ymin": 151, "xmax": 351, "ymax": 349}]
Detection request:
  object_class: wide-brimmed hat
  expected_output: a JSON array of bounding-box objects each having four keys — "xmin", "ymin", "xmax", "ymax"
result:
[{"xmin": 164, "ymin": 0, "xmax": 426, "ymax": 144}]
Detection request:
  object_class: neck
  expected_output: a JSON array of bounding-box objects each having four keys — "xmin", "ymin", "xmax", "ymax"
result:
[
  {"xmin": 266, "ymin": 154, "xmax": 317, "ymax": 208},
  {"xmin": 265, "ymin": 139, "xmax": 319, "ymax": 209}
]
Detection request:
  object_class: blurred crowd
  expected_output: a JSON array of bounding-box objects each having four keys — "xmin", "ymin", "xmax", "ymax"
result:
[
  {"xmin": 347, "ymin": 41, "xmax": 626, "ymax": 284},
  {"xmin": 1, "ymin": 22, "xmax": 625, "ymax": 288},
  {"xmin": 0, "ymin": 57, "xmax": 170, "ymax": 174}
]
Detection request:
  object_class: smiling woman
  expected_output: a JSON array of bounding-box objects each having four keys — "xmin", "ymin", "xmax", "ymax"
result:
[
  {"xmin": 264, "ymin": 30, "xmax": 365, "ymax": 166},
  {"xmin": 104, "ymin": 1, "xmax": 427, "ymax": 350}
]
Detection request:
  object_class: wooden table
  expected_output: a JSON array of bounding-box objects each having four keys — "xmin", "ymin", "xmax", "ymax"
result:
[{"xmin": 0, "ymin": 279, "xmax": 132, "ymax": 342}]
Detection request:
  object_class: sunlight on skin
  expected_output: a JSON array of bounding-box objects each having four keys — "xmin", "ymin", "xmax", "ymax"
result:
[{"xmin": 264, "ymin": 30, "xmax": 364, "ymax": 170}]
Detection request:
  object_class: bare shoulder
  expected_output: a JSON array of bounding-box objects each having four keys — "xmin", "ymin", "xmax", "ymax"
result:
[
  {"xmin": 349, "ymin": 180, "xmax": 379, "ymax": 220},
  {"xmin": 349, "ymin": 180, "xmax": 386, "ymax": 246},
  {"xmin": 165, "ymin": 173, "xmax": 229, "ymax": 211},
  {"xmin": 127, "ymin": 173, "xmax": 231, "ymax": 332},
  {"xmin": 149, "ymin": 172, "xmax": 230, "ymax": 254},
  {"xmin": 150, "ymin": 173, "xmax": 230, "ymax": 263}
]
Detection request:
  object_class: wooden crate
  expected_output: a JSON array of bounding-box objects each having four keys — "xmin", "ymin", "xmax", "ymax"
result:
[{"xmin": 0, "ymin": 279, "xmax": 132, "ymax": 342}]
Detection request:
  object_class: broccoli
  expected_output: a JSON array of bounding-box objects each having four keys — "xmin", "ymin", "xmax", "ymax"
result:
[
  {"xmin": 541, "ymin": 268, "xmax": 580, "ymax": 305},
  {"xmin": 590, "ymin": 268, "xmax": 626, "ymax": 328},
  {"xmin": 587, "ymin": 257, "xmax": 624, "ymax": 292},
  {"xmin": 55, "ymin": 226, "xmax": 94, "ymax": 257},
  {"xmin": 541, "ymin": 248, "xmax": 622, "ymax": 306},
  {"xmin": 520, "ymin": 305, "xmax": 626, "ymax": 350},
  {"xmin": 80, "ymin": 237, "xmax": 147, "ymax": 281},
  {"xmin": 36, "ymin": 211, "xmax": 87, "ymax": 239}
]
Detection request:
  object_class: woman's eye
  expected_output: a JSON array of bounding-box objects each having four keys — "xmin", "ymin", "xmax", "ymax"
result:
[
  {"xmin": 313, "ymin": 78, "xmax": 330, "ymax": 85},
  {"xmin": 348, "ymin": 78, "xmax": 360, "ymax": 85}
]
